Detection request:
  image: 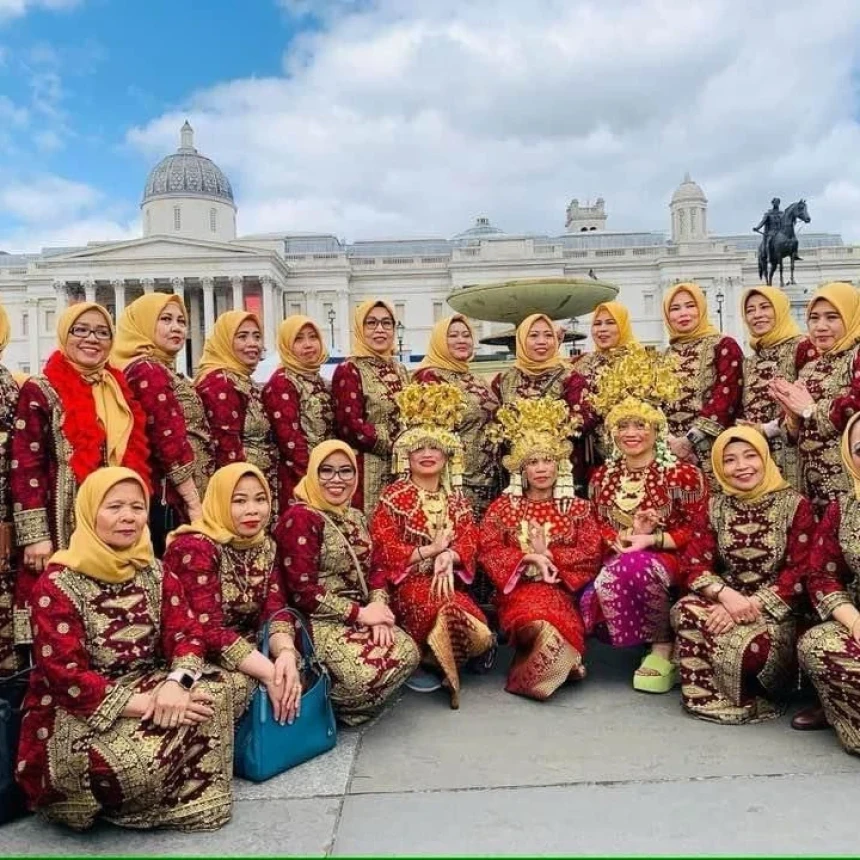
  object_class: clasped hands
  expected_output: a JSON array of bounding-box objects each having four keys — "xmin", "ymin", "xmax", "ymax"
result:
[
  {"xmin": 125, "ymin": 680, "xmax": 214, "ymax": 729},
  {"xmin": 705, "ymin": 586, "xmax": 763, "ymax": 636},
  {"xmin": 611, "ymin": 509, "xmax": 663, "ymax": 554},
  {"xmin": 769, "ymin": 376, "xmax": 814, "ymax": 421},
  {"xmin": 522, "ymin": 519, "xmax": 559, "ymax": 584},
  {"xmin": 357, "ymin": 600, "xmax": 396, "ymax": 648}
]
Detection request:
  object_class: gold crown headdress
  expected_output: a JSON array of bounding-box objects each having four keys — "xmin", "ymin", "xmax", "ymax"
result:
[
  {"xmin": 392, "ymin": 382, "xmax": 466, "ymax": 488},
  {"xmin": 488, "ymin": 397, "xmax": 580, "ymax": 503},
  {"xmin": 588, "ymin": 344, "xmax": 680, "ymax": 430}
]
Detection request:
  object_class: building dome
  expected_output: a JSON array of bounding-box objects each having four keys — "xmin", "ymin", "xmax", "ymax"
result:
[
  {"xmin": 142, "ymin": 121, "xmax": 234, "ymax": 206},
  {"xmin": 671, "ymin": 172, "xmax": 707, "ymax": 205},
  {"xmin": 453, "ymin": 216, "xmax": 505, "ymax": 241}
]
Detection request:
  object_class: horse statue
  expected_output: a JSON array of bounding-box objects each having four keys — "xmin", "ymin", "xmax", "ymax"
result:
[{"xmin": 757, "ymin": 199, "xmax": 811, "ymax": 287}]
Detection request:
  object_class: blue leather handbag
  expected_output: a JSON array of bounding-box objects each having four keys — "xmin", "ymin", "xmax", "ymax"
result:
[{"xmin": 234, "ymin": 608, "xmax": 337, "ymax": 782}]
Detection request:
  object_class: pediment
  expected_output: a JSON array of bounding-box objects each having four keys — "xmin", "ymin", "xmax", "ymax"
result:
[{"xmin": 44, "ymin": 235, "xmax": 267, "ymax": 263}]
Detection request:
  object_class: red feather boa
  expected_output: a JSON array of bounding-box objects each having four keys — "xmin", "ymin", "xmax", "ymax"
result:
[{"xmin": 44, "ymin": 351, "xmax": 152, "ymax": 492}]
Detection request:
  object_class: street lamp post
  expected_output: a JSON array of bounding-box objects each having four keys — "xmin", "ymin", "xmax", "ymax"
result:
[
  {"xmin": 327, "ymin": 306, "xmax": 336, "ymax": 352},
  {"xmin": 396, "ymin": 321, "xmax": 405, "ymax": 362},
  {"xmin": 715, "ymin": 289, "xmax": 725, "ymax": 332}
]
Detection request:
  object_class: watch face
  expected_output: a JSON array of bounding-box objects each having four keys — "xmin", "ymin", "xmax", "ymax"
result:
[{"xmin": 179, "ymin": 673, "xmax": 194, "ymax": 690}]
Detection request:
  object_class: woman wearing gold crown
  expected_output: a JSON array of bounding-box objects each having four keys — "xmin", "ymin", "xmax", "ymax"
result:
[
  {"xmin": 583, "ymin": 345, "xmax": 708, "ymax": 693},
  {"xmin": 332, "ymin": 300, "xmax": 409, "ymax": 515},
  {"xmin": 478, "ymin": 397, "xmax": 603, "ymax": 700},
  {"xmin": 769, "ymin": 281, "xmax": 860, "ymax": 512},
  {"xmin": 738, "ymin": 287, "xmax": 817, "ymax": 489},
  {"xmin": 414, "ymin": 315, "xmax": 501, "ymax": 520},
  {"xmin": 671, "ymin": 426, "xmax": 815, "ymax": 723},
  {"xmin": 370, "ymin": 383, "xmax": 493, "ymax": 709},
  {"xmin": 661, "ymin": 283, "xmax": 744, "ymax": 486}
]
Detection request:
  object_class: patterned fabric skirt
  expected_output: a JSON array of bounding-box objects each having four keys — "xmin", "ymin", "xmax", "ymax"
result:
[
  {"xmin": 671, "ymin": 594, "xmax": 796, "ymax": 724},
  {"xmin": 392, "ymin": 579, "xmax": 493, "ymax": 706},
  {"xmin": 16, "ymin": 668, "xmax": 252, "ymax": 832},
  {"xmin": 310, "ymin": 618, "xmax": 419, "ymax": 727},
  {"xmin": 798, "ymin": 621, "xmax": 860, "ymax": 754},
  {"xmin": 580, "ymin": 550, "xmax": 675, "ymax": 647},
  {"xmin": 497, "ymin": 582, "xmax": 584, "ymax": 700},
  {"xmin": 0, "ymin": 565, "xmax": 18, "ymax": 676}
]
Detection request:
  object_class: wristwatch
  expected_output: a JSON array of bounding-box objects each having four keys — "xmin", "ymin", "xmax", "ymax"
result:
[
  {"xmin": 801, "ymin": 404, "xmax": 814, "ymax": 420},
  {"xmin": 166, "ymin": 669, "xmax": 196, "ymax": 690}
]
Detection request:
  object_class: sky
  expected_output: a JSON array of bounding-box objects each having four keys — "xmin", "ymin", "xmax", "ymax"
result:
[{"xmin": 1, "ymin": 0, "xmax": 860, "ymax": 253}]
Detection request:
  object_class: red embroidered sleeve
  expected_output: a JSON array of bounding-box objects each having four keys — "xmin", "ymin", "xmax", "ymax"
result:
[
  {"xmin": 369, "ymin": 498, "xmax": 415, "ymax": 586},
  {"xmin": 274, "ymin": 504, "xmax": 360, "ymax": 624},
  {"xmin": 450, "ymin": 494, "xmax": 477, "ymax": 584},
  {"xmin": 806, "ymin": 501, "xmax": 853, "ymax": 619},
  {"xmin": 825, "ymin": 349, "xmax": 860, "ymax": 432},
  {"xmin": 795, "ymin": 338, "xmax": 818, "ymax": 374},
  {"xmin": 196, "ymin": 371, "xmax": 247, "ymax": 468},
  {"xmin": 682, "ymin": 508, "xmax": 719, "ymax": 592},
  {"xmin": 159, "ymin": 566, "xmax": 207, "ymax": 670},
  {"xmin": 262, "ymin": 370, "xmax": 307, "ymax": 497},
  {"xmin": 477, "ymin": 499, "xmax": 526, "ymax": 594},
  {"xmin": 332, "ymin": 361, "xmax": 380, "ymax": 455},
  {"xmin": 567, "ymin": 371, "xmax": 599, "ymax": 435},
  {"xmin": 588, "ymin": 467, "xmax": 622, "ymax": 549},
  {"xmin": 124, "ymin": 359, "xmax": 194, "ymax": 489},
  {"xmin": 695, "ymin": 337, "xmax": 744, "ymax": 435},
  {"xmin": 665, "ymin": 465, "xmax": 708, "ymax": 550},
  {"xmin": 162, "ymin": 535, "xmax": 248, "ymax": 667},
  {"xmin": 491, "ymin": 373, "xmax": 502, "ymax": 402},
  {"xmin": 552, "ymin": 504, "xmax": 603, "ymax": 593}
]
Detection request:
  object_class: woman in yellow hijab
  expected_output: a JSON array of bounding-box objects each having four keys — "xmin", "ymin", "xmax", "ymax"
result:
[
  {"xmin": 331, "ymin": 300, "xmax": 409, "ymax": 514},
  {"xmin": 195, "ymin": 310, "xmax": 278, "ymax": 514},
  {"xmin": 796, "ymin": 411, "xmax": 860, "ymax": 747},
  {"xmin": 261, "ymin": 315, "xmax": 335, "ymax": 511},
  {"xmin": 165, "ymin": 462, "xmax": 300, "ymax": 725},
  {"xmin": 112, "ymin": 292, "xmax": 212, "ymax": 554},
  {"xmin": 414, "ymin": 315, "xmax": 500, "ymax": 519},
  {"xmin": 738, "ymin": 286, "xmax": 817, "ymax": 489},
  {"xmin": 274, "ymin": 439, "xmax": 419, "ymax": 725},
  {"xmin": 10, "ymin": 303, "xmax": 151, "ymax": 640},
  {"xmin": 15, "ymin": 466, "xmax": 245, "ymax": 832},
  {"xmin": 661, "ymin": 282, "xmax": 744, "ymax": 487},
  {"xmin": 770, "ymin": 281, "xmax": 860, "ymax": 511},
  {"xmin": 671, "ymin": 425, "xmax": 816, "ymax": 725}
]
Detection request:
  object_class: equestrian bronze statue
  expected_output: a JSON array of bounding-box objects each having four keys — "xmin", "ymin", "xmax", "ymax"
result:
[{"xmin": 754, "ymin": 198, "xmax": 811, "ymax": 287}]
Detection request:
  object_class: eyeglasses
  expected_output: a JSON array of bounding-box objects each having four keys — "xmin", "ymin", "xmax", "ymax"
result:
[
  {"xmin": 69, "ymin": 324, "xmax": 112, "ymax": 341},
  {"xmin": 318, "ymin": 465, "xmax": 357, "ymax": 482},
  {"xmin": 364, "ymin": 318, "xmax": 395, "ymax": 331}
]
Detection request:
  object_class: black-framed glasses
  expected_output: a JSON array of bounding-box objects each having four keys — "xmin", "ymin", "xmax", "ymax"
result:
[
  {"xmin": 69, "ymin": 323, "xmax": 112, "ymax": 341},
  {"xmin": 363, "ymin": 318, "xmax": 395, "ymax": 331},
  {"xmin": 318, "ymin": 465, "xmax": 357, "ymax": 482}
]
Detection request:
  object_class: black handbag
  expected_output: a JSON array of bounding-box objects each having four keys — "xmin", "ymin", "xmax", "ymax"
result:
[{"xmin": 0, "ymin": 667, "xmax": 31, "ymax": 825}]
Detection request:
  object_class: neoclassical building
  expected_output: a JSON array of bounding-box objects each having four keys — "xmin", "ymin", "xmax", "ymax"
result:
[{"xmin": 1, "ymin": 125, "xmax": 859, "ymax": 374}]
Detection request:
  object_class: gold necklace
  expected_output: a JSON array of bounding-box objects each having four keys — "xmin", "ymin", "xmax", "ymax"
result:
[
  {"xmin": 614, "ymin": 469, "xmax": 647, "ymax": 513},
  {"xmin": 418, "ymin": 488, "xmax": 449, "ymax": 535}
]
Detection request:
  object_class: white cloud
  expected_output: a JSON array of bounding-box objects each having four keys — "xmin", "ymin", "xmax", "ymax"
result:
[
  {"xmin": 0, "ymin": 217, "xmax": 138, "ymax": 254},
  {"xmin": 0, "ymin": 0, "xmax": 80, "ymax": 21},
  {"xmin": 116, "ymin": 0, "xmax": 860, "ymax": 245},
  {"xmin": 0, "ymin": 175, "xmax": 101, "ymax": 222}
]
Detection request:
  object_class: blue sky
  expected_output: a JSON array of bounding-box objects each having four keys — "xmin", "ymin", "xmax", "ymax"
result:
[{"xmin": 2, "ymin": 0, "xmax": 860, "ymax": 252}]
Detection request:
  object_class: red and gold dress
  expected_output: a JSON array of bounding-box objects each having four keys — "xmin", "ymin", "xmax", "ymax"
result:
[
  {"xmin": 15, "ymin": 563, "xmax": 249, "ymax": 831},
  {"xmin": 10, "ymin": 355, "xmax": 150, "ymax": 648},
  {"xmin": 370, "ymin": 479, "xmax": 492, "ymax": 704},
  {"xmin": 163, "ymin": 533, "xmax": 293, "ymax": 669},
  {"xmin": 672, "ymin": 489, "xmax": 814, "ymax": 723},
  {"xmin": 0, "ymin": 362, "xmax": 19, "ymax": 676},
  {"xmin": 274, "ymin": 502, "xmax": 418, "ymax": 726},
  {"xmin": 663, "ymin": 334, "xmax": 744, "ymax": 484},
  {"xmin": 740, "ymin": 336, "xmax": 817, "ymax": 488},
  {"xmin": 795, "ymin": 346, "xmax": 860, "ymax": 511},
  {"xmin": 332, "ymin": 356, "xmax": 408, "ymax": 514},
  {"xmin": 413, "ymin": 366, "xmax": 500, "ymax": 519},
  {"xmin": 262, "ymin": 368, "xmax": 335, "ymax": 512},
  {"xmin": 583, "ymin": 460, "xmax": 707, "ymax": 646},
  {"xmin": 478, "ymin": 495, "xmax": 602, "ymax": 699},
  {"xmin": 196, "ymin": 369, "xmax": 278, "ymax": 510},
  {"xmin": 797, "ymin": 498, "xmax": 860, "ymax": 754}
]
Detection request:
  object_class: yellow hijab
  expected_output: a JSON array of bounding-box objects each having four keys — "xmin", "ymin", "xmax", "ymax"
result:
[
  {"xmin": 662, "ymin": 283, "xmax": 720, "ymax": 344},
  {"xmin": 351, "ymin": 299, "xmax": 397, "ymax": 359},
  {"xmin": 58, "ymin": 303, "xmax": 133, "ymax": 466},
  {"xmin": 50, "ymin": 467, "xmax": 153, "ymax": 584},
  {"xmin": 417, "ymin": 314, "xmax": 474, "ymax": 374},
  {"xmin": 293, "ymin": 439, "xmax": 358, "ymax": 515},
  {"xmin": 840, "ymin": 412, "xmax": 860, "ymax": 501},
  {"xmin": 277, "ymin": 315, "xmax": 329, "ymax": 375},
  {"xmin": 195, "ymin": 310, "xmax": 262, "ymax": 381},
  {"xmin": 592, "ymin": 301, "xmax": 638, "ymax": 352},
  {"xmin": 742, "ymin": 286, "xmax": 801, "ymax": 350},
  {"xmin": 711, "ymin": 425, "xmax": 789, "ymax": 502},
  {"xmin": 0, "ymin": 303, "xmax": 10, "ymax": 357},
  {"xmin": 171, "ymin": 462, "xmax": 272, "ymax": 549},
  {"xmin": 514, "ymin": 313, "xmax": 564, "ymax": 375},
  {"xmin": 806, "ymin": 281, "xmax": 860, "ymax": 355},
  {"xmin": 112, "ymin": 292, "xmax": 187, "ymax": 370}
]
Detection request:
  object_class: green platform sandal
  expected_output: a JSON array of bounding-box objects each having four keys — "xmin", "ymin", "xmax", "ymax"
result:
[{"xmin": 632, "ymin": 653, "xmax": 679, "ymax": 694}]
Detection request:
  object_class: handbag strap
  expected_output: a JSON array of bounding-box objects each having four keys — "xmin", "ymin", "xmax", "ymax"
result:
[
  {"xmin": 260, "ymin": 607, "xmax": 316, "ymax": 663},
  {"xmin": 294, "ymin": 503, "xmax": 369, "ymax": 600}
]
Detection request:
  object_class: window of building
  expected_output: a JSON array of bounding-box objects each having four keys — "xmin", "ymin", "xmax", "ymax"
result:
[
  {"xmin": 432, "ymin": 302, "xmax": 444, "ymax": 322},
  {"xmin": 21, "ymin": 311, "xmax": 28, "ymax": 337},
  {"xmin": 145, "ymin": 210, "xmax": 151, "ymax": 233},
  {"xmin": 44, "ymin": 310, "xmax": 55, "ymax": 332},
  {"xmin": 18, "ymin": 362, "xmax": 29, "ymax": 374},
  {"xmin": 643, "ymin": 294, "xmax": 654, "ymax": 315},
  {"xmin": 173, "ymin": 206, "xmax": 181, "ymax": 231},
  {"xmin": 289, "ymin": 302, "xmax": 302, "ymax": 316},
  {"xmin": 394, "ymin": 302, "xmax": 406, "ymax": 324},
  {"xmin": 210, "ymin": 208, "xmax": 217, "ymax": 233}
]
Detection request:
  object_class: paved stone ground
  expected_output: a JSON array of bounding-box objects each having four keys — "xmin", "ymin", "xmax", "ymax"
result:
[{"xmin": 3, "ymin": 642, "xmax": 857, "ymax": 855}]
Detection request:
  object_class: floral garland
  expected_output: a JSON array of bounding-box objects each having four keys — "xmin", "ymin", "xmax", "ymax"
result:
[{"xmin": 44, "ymin": 351, "xmax": 153, "ymax": 491}]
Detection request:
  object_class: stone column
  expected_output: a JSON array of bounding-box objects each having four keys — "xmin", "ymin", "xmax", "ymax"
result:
[
  {"xmin": 188, "ymin": 289, "xmax": 203, "ymax": 370},
  {"xmin": 141, "ymin": 278, "xmax": 155, "ymax": 294},
  {"xmin": 52, "ymin": 280, "xmax": 68, "ymax": 313},
  {"xmin": 231, "ymin": 275, "xmax": 244, "ymax": 311},
  {"xmin": 111, "ymin": 279, "xmax": 126, "ymax": 319},
  {"xmin": 83, "ymin": 279, "xmax": 96, "ymax": 303},
  {"xmin": 27, "ymin": 297, "xmax": 40, "ymax": 372},
  {"xmin": 171, "ymin": 277, "xmax": 188, "ymax": 376},
  {"xmin": 336, "ymin": 289, "xmax": 350, "ymax": 356},
  {"xmin": 201, "ymin": 276, "xmax": 215, "ymax": 336},
  {"xmin": 260, "ymin": 275, "xmax": 276, "ymax": 354}
]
